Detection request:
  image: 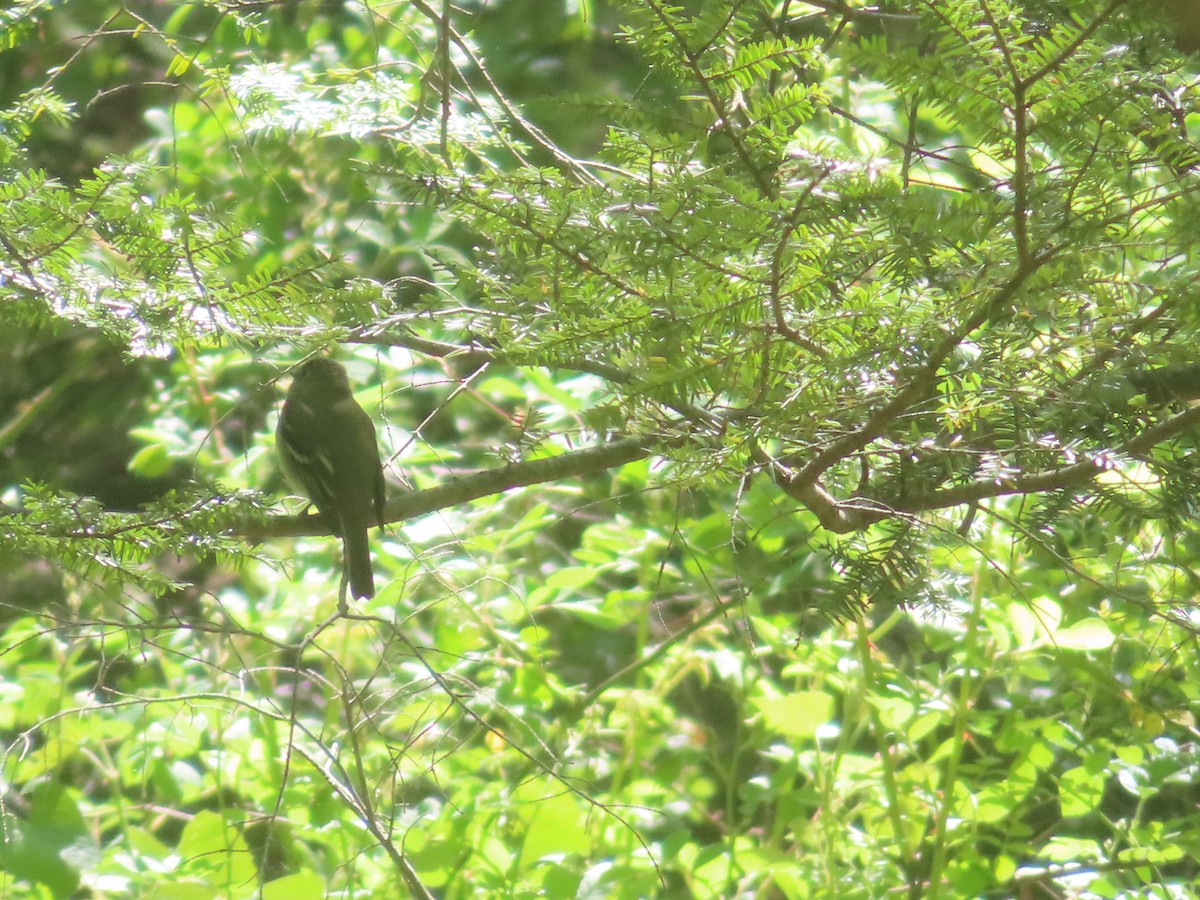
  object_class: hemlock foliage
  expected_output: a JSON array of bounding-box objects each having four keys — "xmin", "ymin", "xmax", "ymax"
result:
[{"xmin": 1, "ymin": 0, "xmax": 1199, "ymax": 896}]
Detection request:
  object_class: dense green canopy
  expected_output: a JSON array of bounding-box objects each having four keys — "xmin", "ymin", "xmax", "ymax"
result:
[{"xmin": 1, "ymin": 1, "xmax": 1198, "ymax": 896}]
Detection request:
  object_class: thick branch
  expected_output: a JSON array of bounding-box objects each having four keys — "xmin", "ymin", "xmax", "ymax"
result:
[
  {"xmin": 772, "ymin": 469, "xmax": 889, "ymax": 533},
  {"xmin": 772, "ymin": 397, "xmax": 1200, "ymax": 530},
  {"xmin": 792, "ymin": 265, "xmax": 1038, "ymax": 489},
  {"xmin": 248, "ymin": 436, "xmax": 653, "ymax": 540},
  {"xmin": 891, "ymin": 402, "xmax": 1200, "ymax": 513}
]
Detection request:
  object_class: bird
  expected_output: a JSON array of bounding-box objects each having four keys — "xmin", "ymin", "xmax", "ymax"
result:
[{"xmin": 276, "ymin": 357, "xmax": 385, "ymax": 602}]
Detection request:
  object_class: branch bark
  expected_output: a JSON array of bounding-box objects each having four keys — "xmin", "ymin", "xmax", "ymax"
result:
[
  {"xmin": 769, "ymin": 397, "xmax": 1200, "ymax": 531},
  {"xmin": 247, "ymin": 435, "xmax": 654, "ymax": 540}
]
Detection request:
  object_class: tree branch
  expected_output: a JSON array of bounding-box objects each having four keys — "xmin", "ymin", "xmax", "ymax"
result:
[
  {"xmin": 891, "ymin": 401, "xmax": 1200, "ymax": 513},
  {"xmin": 770, "ymin": 396, "xmax": 1200, "ymax": 530},
  {"xmin": 791, "ymin": 264, "xmax": 1040, "ymax": 489},
  {"xmin": 248, "ymin": 436, "xmax": 654, "ymax": 540}
]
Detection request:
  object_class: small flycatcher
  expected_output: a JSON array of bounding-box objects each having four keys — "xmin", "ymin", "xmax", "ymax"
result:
[{"xmin": 277, "ymin": 358, "xmax": 385, "ymax": 601}]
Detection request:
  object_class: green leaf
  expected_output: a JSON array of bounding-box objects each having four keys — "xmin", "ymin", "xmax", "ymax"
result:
[
  {"xmin": 753, "ymin": 692, "xmax": 834, "ymax": 739},
  {"xmin": 522, "ymin": 793, "xmax": 590, "ymax": 860},
  {"xmin": 128, "ymin": 443, "xmax": 172, "ymax": 478},
  {"xmin": 1052, "ymin": 618, "xmax": 1115, "ymax": 651},
  {"xmin": 261, "ymin": 873, "xmax": 326, "ymax": 900}
]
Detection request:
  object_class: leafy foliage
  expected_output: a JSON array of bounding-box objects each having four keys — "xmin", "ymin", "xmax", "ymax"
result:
[{"xmin": 1, "ymin": 0, "xmax": 1199, "ymax": 897}]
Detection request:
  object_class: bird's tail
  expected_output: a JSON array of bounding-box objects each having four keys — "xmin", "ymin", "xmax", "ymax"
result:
[{"xmin": 342, "ymin": 522, "xmax": 375, "ymax": 600}]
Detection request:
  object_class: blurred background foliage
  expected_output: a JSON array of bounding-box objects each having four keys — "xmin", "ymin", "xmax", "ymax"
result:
[{"xmin": 1, "ymin": 0, "xmax": 1199, "ymax": 897}]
